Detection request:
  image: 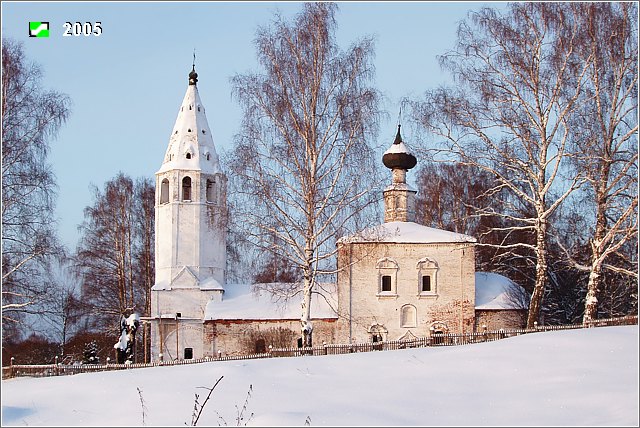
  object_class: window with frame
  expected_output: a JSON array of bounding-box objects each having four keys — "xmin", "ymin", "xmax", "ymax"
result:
[
  {"xmin": 416, "ymin": 257, "xmax": 438, "ymax": 296},
  {"xmin": 375, "ymin": 257, "xmax": 398, "ymax": 296}
]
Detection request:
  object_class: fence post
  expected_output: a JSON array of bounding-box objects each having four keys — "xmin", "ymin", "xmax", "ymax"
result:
[
  {"xmin": 268, "ymin": 345, "xmax": 273, "ymax": 357},
  {"xmin": 534, "ymin": 321, "xmax": 538, "ymax": 331},
  {"xmin": 323, "ymin": 341, "xmax": 327, "ymax": 355},
  {"xmin": 10, "ymin": 357, "xmax": 14, "ymax": 378},
  {"xmin": 482, "ymin": 325, "xmax": 487, "ymax": 342},
  {"xmin": 217, "ymin": 350, "xmax": 222, "ymax": 359},
  {"xmin": 55, "ymin": 356, "xmax": 59, "ymax": 376}
]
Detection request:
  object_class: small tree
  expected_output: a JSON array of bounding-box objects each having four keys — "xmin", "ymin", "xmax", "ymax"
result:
[{"xmin": 82, "ymin": 340, "xmax": 99, "ymax": 364}]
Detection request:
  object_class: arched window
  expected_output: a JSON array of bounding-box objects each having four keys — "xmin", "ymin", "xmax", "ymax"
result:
[
  {"xmin": 186, "ymin": 153, "xmax": 191, "ymax": 159},
  {"xmin": 160, "ymin": 178, "xmax": 169, "ymax": 204},
  {"xmin": 206, "ymin": 179, "xmax": 215, "ymax": 203},
  {"xmin": 400, "ymin": 305, "xmax": 417, "ymax": 328},
  {"xmin": 182, "ymin": 176, "xmax": 192, "ymax": 201}
]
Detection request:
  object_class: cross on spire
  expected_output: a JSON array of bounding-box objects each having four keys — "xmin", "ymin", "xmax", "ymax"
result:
[{"xmin": 188, "ymin": 49, "xmax": 198, "ymax": 85}]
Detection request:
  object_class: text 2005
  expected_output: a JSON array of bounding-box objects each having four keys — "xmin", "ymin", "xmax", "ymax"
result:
[{"xmin": 63, "ymin": 22, "xmax": 102, "ymax": 37}]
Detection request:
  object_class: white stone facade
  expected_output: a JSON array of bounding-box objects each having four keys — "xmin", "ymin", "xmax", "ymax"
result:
[
  {"xmin": 336, "ymin": 233, "xmax": 476, "ymax": 343},
  {"xmin": 149, "ymin": 69, "xmax": 228, "ymax": 362}
]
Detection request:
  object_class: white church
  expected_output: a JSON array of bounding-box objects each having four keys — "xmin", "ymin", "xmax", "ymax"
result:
[{"xmin": 147, "ymin": 68, "xmax": 526, "ymax": 362}]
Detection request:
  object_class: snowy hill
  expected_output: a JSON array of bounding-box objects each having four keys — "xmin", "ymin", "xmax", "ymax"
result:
[{"xmin": 2, "ymin": 325, "xmax": 638, "ymax": 426}]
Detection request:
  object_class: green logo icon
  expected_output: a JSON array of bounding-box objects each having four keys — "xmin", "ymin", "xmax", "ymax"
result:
[{"xmin": 29, "ymin": 22, "xmax": 50, "ymax": 38}]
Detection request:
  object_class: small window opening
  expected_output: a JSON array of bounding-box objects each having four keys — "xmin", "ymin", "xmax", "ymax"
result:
[
  {"xmin": 189, "ymin": 105, "xmax": 192, "ymax": 110},
  {"xmin": 381, "ymin": 275, "xmax": 392, "ymax": 292},
  {"xmin": 188, "ymin": 128, "xmax": 192, "ymax": 132},
  {"xmin": 206, "ymin": 153, "xmax": 210, "ymax": 161},
  {"xmin": 422, "ymin": 275, "xmax": 431, "ymax": 292},
  {"xmin": 184, "ymin": 348, "xmax": 193, "ymax": 359},
  {"xmin": 202, "ymin": 129, "xmax": 206, "ymax": 134},
  {"xmin": 197, "ymin": 106, "xmax": 201, "ymax": 112},
  {"xmin": 186, "ymin": 153, "xmax": 192, "ymax": 159}
]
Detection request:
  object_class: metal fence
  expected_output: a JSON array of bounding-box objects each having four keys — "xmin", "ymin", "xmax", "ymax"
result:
[{"xmin": 3, "ymin": 314, "xmax": 637, "ymax": 380}]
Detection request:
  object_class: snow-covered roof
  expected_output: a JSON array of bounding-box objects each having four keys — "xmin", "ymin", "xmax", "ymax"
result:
[
  {"xmin": 475, "ymin": 272, "xmax": 528, "ymax": 310},
  {"xmin": 157, "ymin": 76, "xmax": 222, "ymax": 175},
  {"xmin": 338, "ymin": 221, "xmax": 476, "ymax": 244},
  {"xmin": 204, "ymin": 283, "xmax": 338, "ymax": 321},
  {"xmin": 383, "ymin": 140, "xmax": 413, "ymax": 156}
]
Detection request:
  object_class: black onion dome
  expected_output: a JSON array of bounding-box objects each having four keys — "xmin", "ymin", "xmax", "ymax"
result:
[
  {"xmin": 188, "ymin": 66, "xmax": 198, "ymax": 85},
  {"xmin": 382, "ymin": 125, "xmax": 417, "ymax": 170}
]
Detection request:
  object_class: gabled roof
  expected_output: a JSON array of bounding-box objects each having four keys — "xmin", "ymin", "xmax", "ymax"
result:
[
  {"xmin": 157, "ymin": 69, "xmax": 222, "ymax": 175},
  {"xmin": 338, "ymin": 221, "xmax": 476, "ymax": 244}
]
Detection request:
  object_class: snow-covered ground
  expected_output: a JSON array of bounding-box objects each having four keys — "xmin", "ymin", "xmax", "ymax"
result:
[{"xmin": 2, "ymin": 325, "xmax": 638, "ymax": 427}]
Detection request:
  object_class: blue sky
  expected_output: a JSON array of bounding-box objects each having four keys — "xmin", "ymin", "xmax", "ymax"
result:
[{"xmin": 2, "ymin": 1, "xmax": 500, "ymax": 250}]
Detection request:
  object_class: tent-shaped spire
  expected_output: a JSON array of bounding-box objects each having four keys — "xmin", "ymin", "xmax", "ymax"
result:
[{"xmin": 157, "ymin": 67, "xmax": 221, "ymax": 174}]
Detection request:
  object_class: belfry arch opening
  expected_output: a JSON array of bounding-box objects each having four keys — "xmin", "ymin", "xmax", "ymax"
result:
[
  {"xmin": 182, "ymin": 176, "xmax": 192, "ymax": 201},
  {"xmin": 160, "ymin": 178, "xmax": 169, "ymax": 204}
]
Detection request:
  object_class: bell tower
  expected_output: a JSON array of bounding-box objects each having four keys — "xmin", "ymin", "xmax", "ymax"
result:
[
  {"xmin": 154, "ymin": 66, "xmax": 227, "ymax": 295},
  {"xmin": 149, "ymin": 66, "xmax": 227, "ymax": 361},
  {"xmin": 382, "ymin": 125, "xmax": 417, "ymax": 222}
]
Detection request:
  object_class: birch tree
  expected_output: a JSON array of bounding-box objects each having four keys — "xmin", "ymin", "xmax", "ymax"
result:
[
  {"xmin": 76, "ymin": 174, "xmax": 155, "ymax": 334},
  {"xmin": 413, "ymin": 3, "xmax": 589, "ymax": 327},
  {"xmin": 2, "ymin": 38, "xmax": 71, "ymax": 335},
  {"xmin": 569, "ymin": 2, "xmax": 638, "ymax": 323},
  {"xmin": 229, "ymin": 3, "xmax": 381, "ymax": 346}
]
